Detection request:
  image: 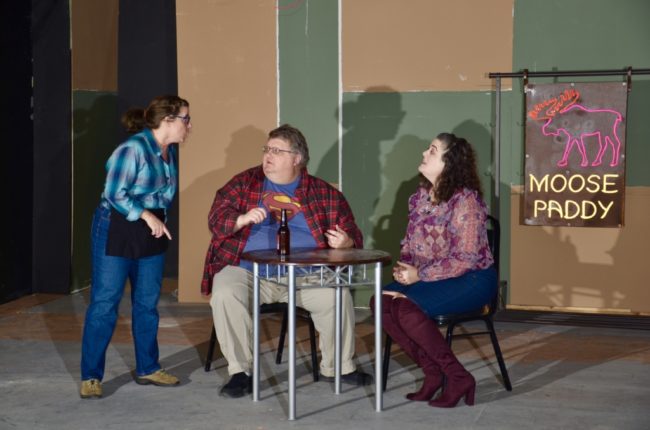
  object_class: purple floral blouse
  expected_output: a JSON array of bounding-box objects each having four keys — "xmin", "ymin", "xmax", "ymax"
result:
[{"xmin": 399, "ymin": 187, "xmax": 494, "ymax": 282}]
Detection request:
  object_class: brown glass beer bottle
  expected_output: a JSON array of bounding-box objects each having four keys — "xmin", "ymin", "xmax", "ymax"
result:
[{"xmin": 277, "ymin": 208, "xmax": 290, "ymax": 256}]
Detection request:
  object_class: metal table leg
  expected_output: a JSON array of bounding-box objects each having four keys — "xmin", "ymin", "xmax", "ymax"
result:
[
  {"xmin": 374, "ymin": 262, "xmax": 383, "ymax": 412},
  {"xmin": 288, "ymin": 265, "xmax": 296, "ymax": 420},
  {"xmin": 253, "ymin": 263, "xmax": 260, "ymax": 401},
  {"xmin": 334, "ymin": 268, "xmax": 342, "ymax": 394}
]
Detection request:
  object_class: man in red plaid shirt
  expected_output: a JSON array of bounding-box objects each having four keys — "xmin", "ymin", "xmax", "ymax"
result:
[{"xmin": 201, "ymin": 124, "xmax": 371, "ymax": 398}]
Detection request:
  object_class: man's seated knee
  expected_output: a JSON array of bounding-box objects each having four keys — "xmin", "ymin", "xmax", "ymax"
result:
[{"xmin": 210, "ymin": 282, "xmax": 248, "ymax": 309}]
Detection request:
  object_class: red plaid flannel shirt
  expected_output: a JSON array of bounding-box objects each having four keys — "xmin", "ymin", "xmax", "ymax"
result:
[{"xmin": 201, "ymin": 165, "xmax": 363, "ymax": 295}]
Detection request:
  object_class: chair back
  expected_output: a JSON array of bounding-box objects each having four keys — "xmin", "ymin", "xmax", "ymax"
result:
[
  {"xmin": 432, "ymin": 214, "xmax": 501, "ymax": 325},
  {"xmin": 486, "ymin": 215, "xmax": 500, "ymax": 277},
  {"xmin": 486, "ymin": 215, "xmax": 501, "ymax": 315}
]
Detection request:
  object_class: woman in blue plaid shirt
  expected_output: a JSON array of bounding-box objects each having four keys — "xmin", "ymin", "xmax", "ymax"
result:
[{"xmin": 79, "ymin": 95, "xmax": 191, "ymax": 399}]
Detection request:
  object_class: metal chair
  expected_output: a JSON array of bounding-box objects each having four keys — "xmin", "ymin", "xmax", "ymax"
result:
[
  {"xmin": 205, "ymin": 302, "xmax": 319, "ymax": 382},
  {"xmin": 382, "ymin": 215, "xmax": 512, "ymax": 392}
]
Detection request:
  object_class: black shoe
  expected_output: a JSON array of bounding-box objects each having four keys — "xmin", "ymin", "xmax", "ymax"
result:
[
  {"xmin": 320, "ymin": 370, "xmax": 373, "ymax": 386},
  {"xmin": 219, "ymin": 372, "xmax": 252, "ymax": 398}
]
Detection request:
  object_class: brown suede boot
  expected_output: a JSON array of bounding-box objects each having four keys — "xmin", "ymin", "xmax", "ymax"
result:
[
  {"xmin": 371, "ymin": 294, "xmax": 443, "ymax": 401},
  {"xmin": 393, "ymin": 298, "xmax": 475, "ymax": 408}
]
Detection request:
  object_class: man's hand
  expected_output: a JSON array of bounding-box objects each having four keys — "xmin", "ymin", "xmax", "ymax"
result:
[
  {"xmin": 393, "ymin": 261, "xmax": 419, "ymax": 285},
  {"xmin": 325, "ymin": 225, "xmax": 354, "ymax": 249},
  {"xmin": 141, "ymin": 209, "xmax": 172, "ymax": 239},
  {"xmin": 234, "ymin": 207, "xmax": 267, "ymax": 232}
]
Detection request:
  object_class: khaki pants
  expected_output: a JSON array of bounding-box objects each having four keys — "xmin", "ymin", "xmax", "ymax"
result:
[{"xmin": 210, "ymin": 265, "xmax": 357, "ymax": 377}]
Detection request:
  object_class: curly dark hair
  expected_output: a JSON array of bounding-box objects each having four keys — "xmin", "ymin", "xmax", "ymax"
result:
[{"xmin": 426, "ymin": 132, "xmax": 483, "ymax": 202}]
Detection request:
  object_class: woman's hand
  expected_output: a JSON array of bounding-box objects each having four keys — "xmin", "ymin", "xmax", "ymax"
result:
[
  {"xmin": 141, "ymin": 210, "xmax": 172, "ymax": 239},
  {"xmin": 393, "ymin": 261, "xmax": 420, "ymax": 285},
  {"xmin": 325, "ymin": 225, "xmax": 354, "ymax": 249},
  {"xmin": 234, "ymin": 207, "xmax": 267, "ymax": 232}
]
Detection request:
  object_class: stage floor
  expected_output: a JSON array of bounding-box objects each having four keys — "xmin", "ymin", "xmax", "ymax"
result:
[{"xmin": 1, "ymin": 279, "xmax": 649, "ymax": 429}]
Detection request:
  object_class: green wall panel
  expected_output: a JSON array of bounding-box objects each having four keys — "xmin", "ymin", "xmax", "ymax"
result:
[
  {"xmin": 622, "ymin": 80, "xmax": 650, "ymax": 186},
  {"xmin": 72, "ymin": 91, "xmax": 118, "ymax": 291},
  {"xmin": 514, "ymin": 0, "xmax": 650, "ymax": 72},
  {"xmin": 512, "ymin": 0, "xmax": 650, "ymax": 186},
  {"xmin": 278, "ymin": 0, "xmax": 339, "ymax": 182}
]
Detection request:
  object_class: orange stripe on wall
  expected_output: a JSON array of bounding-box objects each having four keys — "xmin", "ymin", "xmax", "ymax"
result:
[{"xmin": 176, "ymin": 0, "xmax": 277, "ymax": 303}]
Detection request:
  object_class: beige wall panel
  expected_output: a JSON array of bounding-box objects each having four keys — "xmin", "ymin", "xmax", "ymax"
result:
[
  {"xmin": 343, "ymin": 0, "xmax": 513, "ymax": 92},
  {"xmin": 71, "ymin": 0, "xmax": 118, "ymax": 91},
  {"xmin": 510, "ymin": 187, "xmax": 650, "ymax": 314},
  {"xmin": 176, "ymin": 1, "xmax": 277, "ymax": 303}
]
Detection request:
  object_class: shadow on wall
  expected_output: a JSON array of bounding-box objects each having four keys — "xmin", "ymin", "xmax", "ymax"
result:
[
  {"xmin": 314, "ymin": 87, "xmax": 406, "ymax": 302},
  {"xmin": 72, "ymin": 93, "xmax": 119, "ymax": 291},
  {"xmin": 315, "ymin": 86, "xmax": 405, "ymax": 239},
  {"xmin": 179, "ymin": 125, "xmax": 268, "ymax": 298},
  {"xmin": 512, "ymin": 220, "xmax": 648, "ymax": 311},
  {"xmin": 372, "ymin": 135, "xmax": 427, "ymax": 273},
  {"xmin": 181, "ymin": 125, "xmax": 268, "ymax": 217}
]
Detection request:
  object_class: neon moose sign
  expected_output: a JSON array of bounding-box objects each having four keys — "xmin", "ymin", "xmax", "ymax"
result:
[{"xmin": 528, "ymin": 89, "xmax": 623, "ymax": 168}]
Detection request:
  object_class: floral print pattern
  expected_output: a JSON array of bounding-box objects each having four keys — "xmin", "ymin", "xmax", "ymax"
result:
[{"xmin": 399, "ymin": 187, "xmax": 494, "ymax": 282}]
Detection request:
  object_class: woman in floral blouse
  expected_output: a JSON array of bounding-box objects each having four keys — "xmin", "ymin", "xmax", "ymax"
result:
[{"xmin": 371, "ymin": 133, "xmax": 496, "ymax": 408}]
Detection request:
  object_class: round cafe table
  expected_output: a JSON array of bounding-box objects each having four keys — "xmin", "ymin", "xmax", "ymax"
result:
[{"xmin": 241, "ymin": 248, "xmax": 392, "ymax": 421}]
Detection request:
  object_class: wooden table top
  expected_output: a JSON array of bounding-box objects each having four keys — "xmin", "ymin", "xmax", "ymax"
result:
[{"xmin": 241, "ymin": 248, "xmax": 392, "ymax": 267}]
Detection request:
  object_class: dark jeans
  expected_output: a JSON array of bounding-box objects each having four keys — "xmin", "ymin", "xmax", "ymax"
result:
[{"xmin": 80, "ymin": 205, "xmax": 165, "ymax": 380}]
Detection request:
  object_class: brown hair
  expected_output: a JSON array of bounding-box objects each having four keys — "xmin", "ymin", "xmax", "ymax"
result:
[
  {"xmin": 268, "ymin": 124, "xmax": 310, "ymax": 167},
  {"xmin": 428, "ymin": 132, "xmax": 483, "ymax": 202},
  {"xmin": 121, "ymin": 95, "xmax": 189, "ymax": 133}
]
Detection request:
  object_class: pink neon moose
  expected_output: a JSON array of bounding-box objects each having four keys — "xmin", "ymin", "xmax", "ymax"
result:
[{"xmin": 528, "ymin": 88, "xmax": 623, "ymax": 167}]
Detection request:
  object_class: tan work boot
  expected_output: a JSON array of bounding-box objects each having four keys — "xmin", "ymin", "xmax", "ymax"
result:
[
  {"xmin": 80, "ymin": 379, "xmax": 103, "ymax": 399},
  {"xmin": 135, "ymin": 369, "xmax": 179, "ymax": 386}
]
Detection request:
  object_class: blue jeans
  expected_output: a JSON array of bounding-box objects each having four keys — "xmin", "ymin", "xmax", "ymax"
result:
[{"xmin": 80, "ymin": 205, "xmax": 166, "ymax": 381}]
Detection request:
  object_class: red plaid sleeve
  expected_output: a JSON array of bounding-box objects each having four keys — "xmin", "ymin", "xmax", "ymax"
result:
[
  {"xmin": 201, "ymin": 166, "xmax": 264, "ymax": 295},
  {"xmin": 298, "ymin": 173, "xmax": 363, "ymax": 249}
]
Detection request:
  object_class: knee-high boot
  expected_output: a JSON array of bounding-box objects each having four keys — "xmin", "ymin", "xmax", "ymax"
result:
[
  {"xmin": 393, "ymin": 298, "xmax": 475, "ymax": 408},
  {"xmin": 370, "ymin": 295, "xmax": 442, "ymax": 401}
]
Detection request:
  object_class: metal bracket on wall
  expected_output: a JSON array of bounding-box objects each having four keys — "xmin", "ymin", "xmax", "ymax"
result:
[{"xmin": 627, "ymin": 66, "xmax": 633, "ymax": 93}]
